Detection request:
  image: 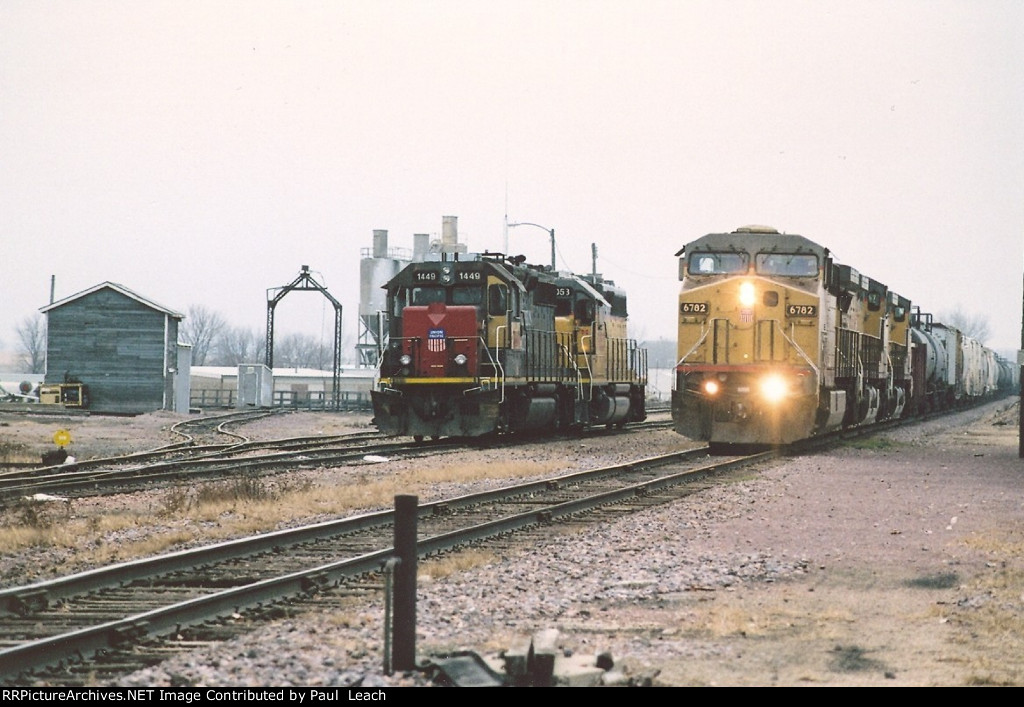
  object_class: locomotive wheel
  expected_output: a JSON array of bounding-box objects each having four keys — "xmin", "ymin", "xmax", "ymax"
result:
[{"xmin": 413, "ymin": 435, "xmax": 424, "ymax": 443}]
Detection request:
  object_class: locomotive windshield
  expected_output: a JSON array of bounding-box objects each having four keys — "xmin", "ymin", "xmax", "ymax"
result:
[
  {"xmin": 451, "ymin": 285, "xmax": 483, "ymax": 306},
  {"xmin": 408, "ymin": 285, "xmax": 483, "ymax": 307},
  {"xmin": 688, "ymin": 252, "xmax": 749, "ymax": 275},
  {"xmin": 411, "ymin": 286, "xmax": 445, "ymax": 305},
  {"xmin": 756, "ymin": 253, "xmax": 819, "ymax": 277}
]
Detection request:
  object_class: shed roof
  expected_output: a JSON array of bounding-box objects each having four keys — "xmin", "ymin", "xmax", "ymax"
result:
[{"xmin": 39, "ymin": 281, "xmax": 184, "ymax": 319}]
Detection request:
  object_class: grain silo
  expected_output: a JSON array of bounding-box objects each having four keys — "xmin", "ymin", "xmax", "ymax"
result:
[{"xmin": 357, "ymin": 230, "xmax": 411, "ymax": 367}]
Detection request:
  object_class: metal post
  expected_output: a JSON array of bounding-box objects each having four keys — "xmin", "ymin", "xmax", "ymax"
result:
[
  {"xmin": 508, "ymin": 221, "xmax": 556, "ymax": 270},
  {"xmin": 392, "ymin": 494, "xmax": 418, "ymax": 671},
  {"xmin": 382, "ymin": 557, "xmax": 400, "ymax": 675}
]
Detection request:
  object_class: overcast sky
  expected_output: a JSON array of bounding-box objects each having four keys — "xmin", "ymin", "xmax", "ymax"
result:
[{"xmin": 2, "ymin": 0, "xmax": 1022, "ymax": 362}]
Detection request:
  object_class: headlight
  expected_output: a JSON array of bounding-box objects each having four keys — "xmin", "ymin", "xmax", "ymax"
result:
[
  {"xmin": 702, "ymin": 379, "xmax": 720, "ymax": 395},
  {"xmin": 760, "ymin": 374, "xmax": 787, "ymax": 402},
  {"xmin": 399, "ymin": 354, "xmax": 412, "ymax": 365},
  {"xmin": 453, "ymin": 353, "xmax": 468, "ymax": 366},
  {"xmin": 739, "ymin": 281, "xmax": 756, "ymax": 307}
]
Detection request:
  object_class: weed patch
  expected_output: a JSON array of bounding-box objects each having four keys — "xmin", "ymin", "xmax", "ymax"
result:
[
  {"xmin": 828, "ymin": 645, "xmax": 887, "ymax": 673},
  {"xmin": 906, "ymin": 572, "xmax": 959, "ymax": 590}
]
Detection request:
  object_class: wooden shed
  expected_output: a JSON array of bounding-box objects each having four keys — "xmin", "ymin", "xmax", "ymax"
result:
[{"xmin": 40, "ymin": 282, "xmax": 190, "ymax": 414}]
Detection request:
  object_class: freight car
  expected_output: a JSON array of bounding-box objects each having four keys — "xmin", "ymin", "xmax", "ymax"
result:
[
  {"xmin": 371, "ymin": 251, "xmax": 648, "ymax": 440},
  {"xmin": 671, "ymin": 225, "xmax": 1014, "ymax": 447}
]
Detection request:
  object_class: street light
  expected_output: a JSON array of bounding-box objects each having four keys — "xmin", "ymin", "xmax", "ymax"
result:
[{"xmin": 507, "ymin": 221, "xmax": 556, "ymax": 270}]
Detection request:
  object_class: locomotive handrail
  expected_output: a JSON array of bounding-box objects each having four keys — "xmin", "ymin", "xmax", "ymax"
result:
[
  {"xmin": 607, "ymin": 336, "xmax": 643, "ymax": 383},
  {"xmin": 493, "ymin": 324, "xmax": 506, "ymax": 386},
  {"xmin": 771, "ymin": 320, "xmax": 820, "ymax": 378},
  {"xmin": 580, "ymin": 334, "xmax": 594, "ymax": 401},
  {"xmin": 476, "ymin": 335, "xmax": 506, "ymax": 403},
  {"xmin": 674, "ymin": 326, "xmax": 712, "ymax": 379},
  {"xmin": 559, "ymin": 342, "xmax": 584, "ymax": 399}
]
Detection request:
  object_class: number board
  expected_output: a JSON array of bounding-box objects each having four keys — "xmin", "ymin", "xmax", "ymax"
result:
[
  {"xmin": 414, "ymin": 271, "xmax": 438, "ymax": 282},
  {"xmin": 680, "ymin": 302, "xmax": 709, "ymax": 315},
  {"xmin": 457, "ymin": 271, "xmax": 481, "ymax": 281},
  {"xmin": 786, "ymin": 304, "xmax": 817, "ymax": 317}
]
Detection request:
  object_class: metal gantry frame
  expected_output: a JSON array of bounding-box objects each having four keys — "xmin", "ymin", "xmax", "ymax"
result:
[{"xmin": 266, "ymin": 266, "xmax": 343, "ymax": 409}]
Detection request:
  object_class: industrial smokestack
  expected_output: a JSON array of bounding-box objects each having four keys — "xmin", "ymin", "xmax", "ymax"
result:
[
  {"xmin": 373, "ymin": 230, "xmax": 388, "ymax": 258},
  {"xmin": 442, "ymin": 215, "xmax": 458, "ymax": 249},
  {"xmin": 413, "ymin": 234, "xmax": 430, "ymax": 261}
]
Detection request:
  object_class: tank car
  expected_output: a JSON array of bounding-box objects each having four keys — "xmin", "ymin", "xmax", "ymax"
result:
[
  {"xmin": 672, "ymin": 226, "xmax": 912, "ymax": 446},
  {"xmin": 909, "ymin": 310, "xmax": 1011, "ymax": 413},
  {"xmin": 371, "ymin": 250, "xmax": 647, "ymax": 440}
]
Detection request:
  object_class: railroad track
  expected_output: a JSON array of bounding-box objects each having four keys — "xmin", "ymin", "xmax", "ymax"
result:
[
  {"xmin": 0, "ymin": 435, "xmax": 457, "ymax": 503},
  {"xmin": 0, "ymin": 444, "xmax": 773, "ymax": 685},
  {"xmin": 0, "ymin": 416, "xmax": 675, "ymax": 504}
]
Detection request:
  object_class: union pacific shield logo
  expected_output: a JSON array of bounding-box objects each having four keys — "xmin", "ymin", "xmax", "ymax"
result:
[{"xmin": 427, "ymin": 328, "xmax": 446, "ymax": 352}]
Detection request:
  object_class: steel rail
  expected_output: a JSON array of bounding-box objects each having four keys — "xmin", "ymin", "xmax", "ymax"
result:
[{"xmin": 0, "ymin": 444, "xmax": 765, "ymax": 682}]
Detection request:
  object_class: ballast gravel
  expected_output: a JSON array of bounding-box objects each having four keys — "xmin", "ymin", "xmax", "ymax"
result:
[
  {"xmin": 5, "ymin": 402, "xmax": 1021, "ymax": 687},
  {"xmin": 118, "ymin": 481, "xmax": 803, "ymax": 688}
]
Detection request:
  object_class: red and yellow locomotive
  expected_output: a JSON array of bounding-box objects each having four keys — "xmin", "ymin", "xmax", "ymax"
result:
[{"xmin": 372, "ymin": 251, "xmax": 647, "ymax": 440}]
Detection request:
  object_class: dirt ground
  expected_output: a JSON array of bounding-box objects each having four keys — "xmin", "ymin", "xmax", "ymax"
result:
[
  {"xmin": 639, "ymin": 400, "xmax": 1024, "ymax": 686},
  {"xmin": 2, "ymin": 402, "xmax": 1023, "ymax": 686}
]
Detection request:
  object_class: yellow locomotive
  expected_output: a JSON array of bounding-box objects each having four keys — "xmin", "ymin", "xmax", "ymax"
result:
[{"xmin": 672, "ymin": 226, "xmax": 912, "ymax": 446}]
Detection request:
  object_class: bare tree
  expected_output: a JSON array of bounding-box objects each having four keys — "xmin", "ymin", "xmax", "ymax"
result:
[
  {"xmin": 274, "ymin": 333, "xmax": 331, "ymax": 369},
  {"xmin": 212, "ymin": 326, "xmax": 266, "ymax": 366},
  {"xmin": 15, "ymin": 314, "xmax": 46, "ymax": 373},
  {"xmin": 179, "ymin": 305, "xmax": 227, "ymax": 365},
  {"xmin": 940, "ymin": 306, "xmax": 991, "ymax": 344}
]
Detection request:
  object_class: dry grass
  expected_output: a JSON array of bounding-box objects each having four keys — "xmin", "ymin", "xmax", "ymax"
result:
[
  {"xmin": 419, "ymin": 549, "xmax": 499, "ymax": 579},
  {"xmin": 682, "ymin": 603, "xmax": 797, "ymax": 639},
  {"xmin": 0, "ymin": 438, "xmax": 35, "ymax": 464},
  {"xmin": 0, "ymin": 458, "xmax": 565, "ymax": 567}
]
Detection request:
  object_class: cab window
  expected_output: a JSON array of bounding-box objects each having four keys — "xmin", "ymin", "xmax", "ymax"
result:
[
  {"xmin": 488, "ymin": 284, "xmax": 508, "ymax": 316},
  {"xmin": 574, "ymin": 299, "xmax": 596, "ymax": 325},
  {"xmin": 411, "ymin": 286, "xmax": 445, "ymax": 306},
  {"xmin": 452, "ymin": 286, "xmax": 483, "ymax": 306},
  {"xmin": 755, "ymin": 253, "xmax": 819, "ymax": 277},
  {"xmin": 688, "ymin": 252, "xmax": 749, "ymax": 275}
]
